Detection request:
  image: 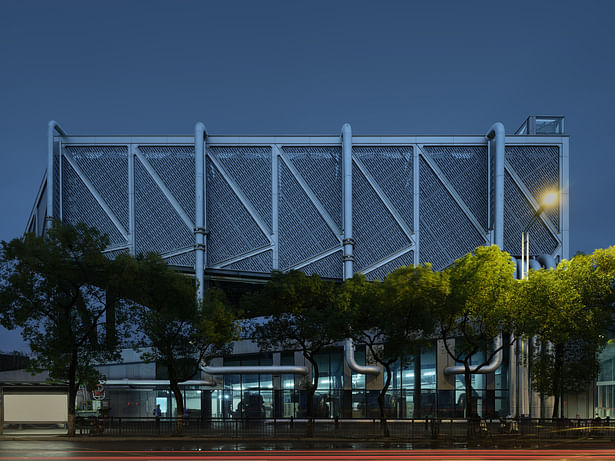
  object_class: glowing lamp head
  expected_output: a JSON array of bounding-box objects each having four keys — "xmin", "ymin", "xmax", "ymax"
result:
[{"xmin": 542, "ymin": 191, "xmax": 558, "ymax": 207}]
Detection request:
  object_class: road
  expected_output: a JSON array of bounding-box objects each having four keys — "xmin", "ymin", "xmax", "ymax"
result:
[{"xmin": 2, "ymin": 441, "xmax": 615, "ymax": 460}]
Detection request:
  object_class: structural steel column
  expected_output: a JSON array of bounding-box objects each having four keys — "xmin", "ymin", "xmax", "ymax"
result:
[
  {"xmin": 194, "ymin": 122, "xmax": 207, "ymax": 303},
  {"xmin": 342, "ymin": 123, "xmax": 354, "ymax": 280},
  {"xmin": 46, "ymin": 121, "xmax": 66, "ymax": 230}
]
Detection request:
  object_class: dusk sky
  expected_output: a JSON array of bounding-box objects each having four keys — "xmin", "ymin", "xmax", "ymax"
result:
[{"xmin": 1, "ymin": 1, "xmax": 614, "ymax": 350}]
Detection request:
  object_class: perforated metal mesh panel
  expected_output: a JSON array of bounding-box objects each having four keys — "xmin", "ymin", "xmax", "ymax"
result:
[
  {"xmin": 207, "ymin": 162, "xmax": 270, "ymax": 266},
  {"xmin": 139, "ymin": 146, "xmax": 195, "ymax": 222},
  {"xmin": 165, "ymin": 251, "xmax": 196, "ymax": 268},
  {"xmin": 210, "ymin": 146, "xmax": 272, "ymax": 229},
  {"xmin": 53, "ymin": 142, "xmax": 60, "ymax": 219},
  {"xmin": 353, "ymin": 146, "xmax": 413, "ymax": 230},
  {"xmin": 283, "ymin": 146, "xmax": 342, "ymax": 230},
  {"xmin": 352, "ymin": 163, "xmax": 411, "ymax": 272},
  {"xmin": 65, "ymin": 146, "xmax": 129, "ymax": 231},
  {"xmin": 61, "ymin": 161, "xmax": 125, "ymax": 246},
  {"xmin": 424, "ymin": 146, "xmax": 487, "ymax": 230},
  {"xmin": 504, "ymin": 172, "xmax": 558, "ymax": 256},
  {"xmin": 222, "ymin": 251, "xmax": 273, "ymax": 273},
  {"xmin": 419, "ymin": 158, "xmax": 485, "ymax": 270},
  {"xmin": 364, "ymin": 250, "xmax": 415, "ymax": 281},
  {"xmin": 505, "ymin": 146, "xmax": 559, "ymax": 231},
  {"xmin": 279, "ymin": 161, "xmax": 340, "ymax": 270},
  {"xmin": 134, "ymin": 158, "xmax": 194, "ymax": 256},
  {"xmin": 300, "ymin": 251, "xmax": 343, "ymax": 279}
]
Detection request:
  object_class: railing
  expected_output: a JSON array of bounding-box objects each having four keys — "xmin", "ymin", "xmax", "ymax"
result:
[{"xmin": 76, "ymin": 416, "xmax": 615, "ymax": 441}]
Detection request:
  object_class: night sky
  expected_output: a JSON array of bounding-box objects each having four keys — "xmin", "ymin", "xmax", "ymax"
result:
[{"xmin": 1, "ymin": 1, "xmax": 614, "ymax": 351}]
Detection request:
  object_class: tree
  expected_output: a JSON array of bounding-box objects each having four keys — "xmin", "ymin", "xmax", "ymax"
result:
[
  {"xmin": 339, "ymin": 265, "xmax": 447, "ymax": 436},
  {"xmin": 128, "ymin": 253, "xmax": 237, "ymax": 434},
  {"xmin": 0, "ymin": 221, "xmax": 130, "ymax": 435},
  {"xmin": 435, "ymin": 245, "xmax": 516, "ymax": 419},
  {"xmin": 247, "ymin": 271, "xmax": 345, "ymax": 433},
  {"xmin": 513, "ymin": 248, "xmax": 615, "ymax": 418}
]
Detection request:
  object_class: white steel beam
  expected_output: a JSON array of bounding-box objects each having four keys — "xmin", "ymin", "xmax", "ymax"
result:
[
  {"xmin": 361, "ymin": 245, "xmax": 414, "ymax": 275},
  {"xmin": 160, "ymin": 246, "xmax": 195, "ymax": 259},
  {"xmin": 417, "ymin": 145, "xmax": 489, "ymax": 243},
  {"xmin": 276, "ymin": 146, "xmax": 342, "ymax": 242},
  {"xmin": 206, "ymin": 150, "xmax": 273, "ymax": 244},
  {"xmin": 62, "ymin": 151, "xmax": 129, "ymax": 241},
  {"xmin": 135, "ymin": 150, "xmax": 195, "ymax": 232},
  {"xmin": 413, "ymin": 145, "xmax": 420, "ymax": 265},
  {"xmin": 352, "ymin": 156, "xmax": 414, "ymax": 242},
  {"xmin": 128, "ymin": 145, "xmax": 136, "ymax": 255},
  {"xmin": 215, "ymin": 245, "xmax": 273, "ymax": 269},
  {"xmin": 272, "ymin": 146, "xmax": 279, "ymax": 269},
  {"xmin": 290, "ymin": 246, "xmax": 342, "ymax": 270}
]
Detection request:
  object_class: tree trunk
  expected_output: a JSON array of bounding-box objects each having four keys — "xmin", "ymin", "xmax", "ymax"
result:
[
  {"xmin": 305, "ymin": 354, "xmax": 319, "ymax": 437},
  {"xmin": 168, "ymin": 365, "xmax": 184, "ymax": 434},
  {"xmin": 464, "ymin": 362, "xmax": 475, "ymax": 440},
  {"xmin": 67, "ymin": 352, "xmax": 78, "ymax": 436},
  {"xmin": 413, "ymin": 351, "xmax": 422, "ymax": 418},
  {"xmin": 378, "ymin": 364, "xmax": 392, "ymax": 437}
]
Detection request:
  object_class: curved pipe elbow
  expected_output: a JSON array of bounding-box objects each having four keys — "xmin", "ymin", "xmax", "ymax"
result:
[
  {"xmin": 345, "ymin": 338, "xmax": 381, "ymax": 376},
  {"xmin": 537, "ymin": 254, "xmax": 557, "ymax": 269},
  {"xmin": 48, "ymin": 120, "xmax": 66, "ymax": 137},
  {"xmin": 194, "ymin": 121, "xmax": 207, "ymax": 139},
  {"xmin": 444, "ymin": 334, "xmax": 503, "ymax": 376},
  {"xmin": 202, "ymin": 365, "xmax": 309, "ymax": 376},
  {"xmin": 486, "ymin": 122, "xmax": 505, "ymax": 141}
]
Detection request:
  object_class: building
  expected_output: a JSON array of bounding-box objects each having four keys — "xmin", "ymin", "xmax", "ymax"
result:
[{"xmin": 22, "ymin": 115, "xmax": 582, "ymax": 420}]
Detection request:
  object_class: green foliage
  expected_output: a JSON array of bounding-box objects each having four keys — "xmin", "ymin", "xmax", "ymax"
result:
[
  {"xmin": 436, "ymin": 245, "xmax": 516, "ymax": 417},
  {"xmin": 128, "ymin": 253, "xmax": 237, "ymax": 432},
  {"xmin": 248, "ymin": 271, "xmax": 345, "ymax": 419},
  {"xmin": 0, "ymin": 221, "xmax": 130, "ymax": 435}
]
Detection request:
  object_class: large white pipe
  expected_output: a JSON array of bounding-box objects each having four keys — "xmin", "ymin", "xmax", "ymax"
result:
[
  {"xmin": 443, "ymin": 334, "xmax": 503, "ymax": 375},
  {"xmin": 537, "ymin": 254, "xmax": 557, "ymax": 269},
  {"xmin": 344, "ymin": 339, "xmax": 381, "ymax": 375},
  {"xmin": 486, "ymin": 122, "xmax": 505, "ymax": 249},
  {"xmin": 46, "ymin": 121, "xmax": 66, "ymax": 230},
  {"xmin": 341, "ymin": 123, "xmax": 354, "ymax": 280},
  {"xmin": 202, "ymin": 365, "xmax": 309, "ymax": 375},
  {"xmin": 194, "ymin": 122, "xmax": 207, "ymax": 304}
]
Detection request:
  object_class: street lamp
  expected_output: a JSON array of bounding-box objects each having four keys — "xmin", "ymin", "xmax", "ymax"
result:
[{"xmin": 520, "ymin": 191, "xmax": 558, "ymax": 279}]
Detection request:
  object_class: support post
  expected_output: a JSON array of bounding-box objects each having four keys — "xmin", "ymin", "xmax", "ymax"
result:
[
  {"xmin": 341, "ymin": 123, "xmax": 353, "ymax": 280},
  {"xmin": 486, "ymin": 122, "xmax": 505, "ymax": 249},
  {"xmin": 194, "ymin": 122, "xmax": 207, "ymax": 304},
  {"xmin": 46, "ymin": 121, "xmax": 66, "ymax": 230}
]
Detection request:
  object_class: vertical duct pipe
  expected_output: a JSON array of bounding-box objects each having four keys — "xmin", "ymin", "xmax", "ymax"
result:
[
  {"xmin": 194, "ymin": 122, "xmax": 207, "ymax": 304},
  {"xmin": 486, "ymin": 122, "xmax": 505, "ymax": 249},
  {"xmin": 46, "ymin": 121, "xmax": 66, "ymax": 230},
  {"xmin": 342, "ymin": 123, "xmax": 353, "ymax": 280}
]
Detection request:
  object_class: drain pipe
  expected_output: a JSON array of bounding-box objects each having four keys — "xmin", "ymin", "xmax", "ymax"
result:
[
  {"xmin": 345, "ymin": 339, "xmax": 381, "ymax": 375},
  {"xmin": 194, "ymin": 122, "xmax": 207, "ymax": 304},
  {"xmin": 444, "ymin": 334, "xmax": 503, "ymax": 375},
  {"xmin": 486, "ymin": 122, "xmax": 505, "ymax": 249},
  {"xmin": 103, "ymin": 378, "xmax": 216, "ymax": 387},
  {"xmin": 341, "ymin": 123, "xmax": 354, "ymax": 280},
  {"xmin": 46, "ymin": 121, "xmax": 66, "ymax": 230},
  {"xmin": 202, "ymin": 365, "xmax": 309, "ymax": 376}
]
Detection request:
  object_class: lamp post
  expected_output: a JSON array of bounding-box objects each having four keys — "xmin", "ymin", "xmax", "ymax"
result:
[{"xmin": 518, "ymin": 190, "xmax": 558, "ymax": 418}]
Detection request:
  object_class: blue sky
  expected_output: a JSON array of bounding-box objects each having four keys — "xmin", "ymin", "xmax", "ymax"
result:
[{"xmin": 1, "ymin": 1, "xmax": 614, "ymax": 350}]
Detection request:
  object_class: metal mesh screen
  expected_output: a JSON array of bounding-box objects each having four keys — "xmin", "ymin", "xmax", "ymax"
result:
[
  {"xmin": 352, "ymin": 163, "xmax": 411, "ymax": 272},
  {"xmin": 506, "ymin": 146, "xmax": 559, "ymax": 231},
  {"xmin": 504, "ymin": 172, "xmax": 558, "ymax": 256},
  {"xmin": 419, "ymin": 158, "xmax": 485, "ymax": 270},
  {"xmin": 165, "ymin": 251, "xmax": 196, "ymax": 268},
  {"xmin": 139, "ymin": 146, "xmax": 195, "ymax": 222},
  {"xmin": 64, "ymin": 146, "xmax": 129, "ymax": 231},
  {"xmin": 207, "ymin": 162, "xmax": 270, "ymax": 266},
  {"xmin": 279, "ymin": 162, "xmax": 340, "ymax": 270},
  {"xmin": 210, "ymin": 146, "xmax": 272, "ymax": 229},
  {"xmin": 61, "ymin": 161, "xmax": 125, "ymax": 247},
  {"xmin": 283, "ymin": 146, "xmax": 342, "ymax": 230},
  {"xmin": 364, "ymin": 250, "xmax": 415, "ymax": 281},
  {"xmin": 221, "ymin": 251, "xmax": 273, "ymax": 273},
  {"xmin": 134, "ymin": 159, "xmax": 194, "ymax": 256},
  {"xmin": 353, "ymin": 146, "xmax": 413, "ymax": 231},
  {"xmin": 53, "ymin": 141, "xmax": 60, "ymax": 220},
  {"xmin": 424, "ymin": 146, "xmax": 487, "ymax": 230},
  {"xmin": 300, "ymin": 251, "xmax": 343, "ymax": 279}
]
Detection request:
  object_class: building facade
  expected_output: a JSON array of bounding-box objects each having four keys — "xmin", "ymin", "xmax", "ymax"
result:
[{"xmin": 25, "ymin": 116, "xmax": 578, "ymax": 420}]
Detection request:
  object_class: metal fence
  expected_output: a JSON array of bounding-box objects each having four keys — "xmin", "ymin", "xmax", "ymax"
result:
[{"xmin": 76, "ymin": 416, "xmax": 615, "ymax": 441}]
